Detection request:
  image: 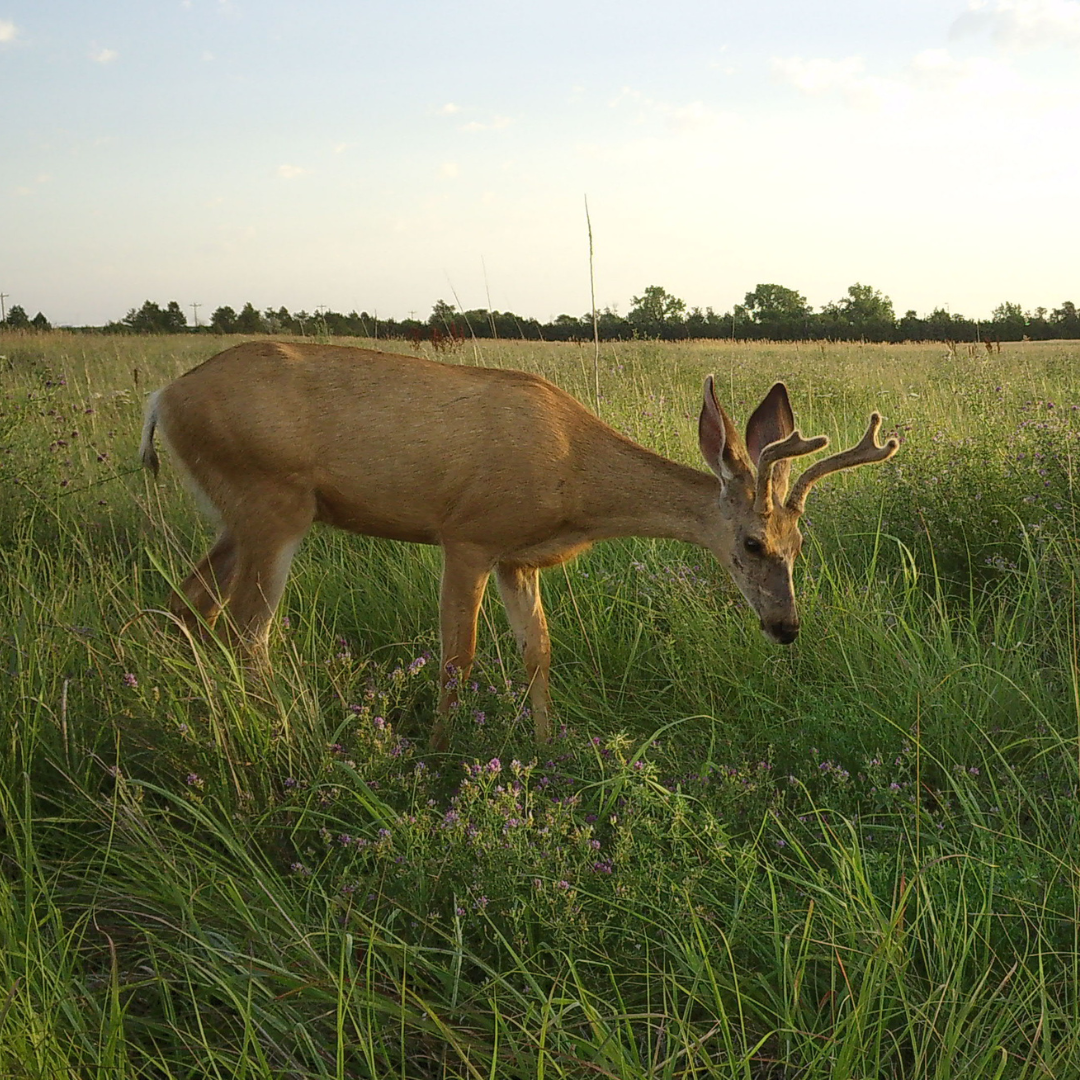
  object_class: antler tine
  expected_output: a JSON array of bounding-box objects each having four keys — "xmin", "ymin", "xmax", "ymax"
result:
[
  {"xmin": 754, "ymin": 431, "xmax": 830, "ymax": 513},
  {"xmin": 785, "ymin": 412, "xmax": 899, "ymax": 514}
]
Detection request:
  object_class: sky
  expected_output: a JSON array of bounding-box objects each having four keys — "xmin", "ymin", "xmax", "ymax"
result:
[{"xmin": 1, "ymin": 0, "xmax": 1078, "ymax": 327}]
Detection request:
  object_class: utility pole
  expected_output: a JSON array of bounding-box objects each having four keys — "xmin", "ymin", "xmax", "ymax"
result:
[
  {"xmin": 190, "ymin": 301, "xmax": 201, "ymax": 329},
  {"xmin": 0, "ymin": 293, "xmax": 8, "ymax": 324}
]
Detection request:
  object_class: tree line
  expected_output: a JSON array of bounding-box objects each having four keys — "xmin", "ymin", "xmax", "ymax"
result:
[
  {"xmin": 0, "ymin": 305, "xmax": 51, "ymax": 332},
  {"xmin": 4, "ymin": 284, "xmax": 1080, "ymax": 343}
]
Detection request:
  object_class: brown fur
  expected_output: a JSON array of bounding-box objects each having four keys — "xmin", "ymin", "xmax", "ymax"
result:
[{"xmin": 141, "ymin": 342, "xmax": 897, "ymax": 748}]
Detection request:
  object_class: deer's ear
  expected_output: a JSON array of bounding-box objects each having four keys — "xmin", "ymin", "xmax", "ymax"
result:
[
  {"xmin": 699, "ymin": 376, "xmax": 750, "ymax": 484},
  {"xmin": 745, "ymin": 383, "xmax": 795, "ymax": 466}
]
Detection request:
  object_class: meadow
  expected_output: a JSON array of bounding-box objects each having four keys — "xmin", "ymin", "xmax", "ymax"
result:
[{"xmin": 1, "ymin": 330, "xmax": 1078, "ymax": 1078}]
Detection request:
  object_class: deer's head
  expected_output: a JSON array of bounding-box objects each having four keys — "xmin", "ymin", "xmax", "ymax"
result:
[{"xmin": 698, "ymin": 378, "xmax": 897, "ymax": 644}]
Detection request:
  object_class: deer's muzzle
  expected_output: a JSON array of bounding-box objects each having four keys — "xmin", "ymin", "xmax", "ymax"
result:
[{"xmin": 762, "ymin": 618, "xmax": 799, "ymax": 645}]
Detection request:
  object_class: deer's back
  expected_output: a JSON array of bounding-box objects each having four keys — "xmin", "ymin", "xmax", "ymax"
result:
[{"xmin": 156, "ymin": 341, "xmax": 629, "ymax": 552}]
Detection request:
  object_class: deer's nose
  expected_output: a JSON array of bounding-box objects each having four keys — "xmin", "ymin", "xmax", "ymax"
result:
[{"xmin": 763, "ymin": 619, "xmax": 799, "ymax": 645}]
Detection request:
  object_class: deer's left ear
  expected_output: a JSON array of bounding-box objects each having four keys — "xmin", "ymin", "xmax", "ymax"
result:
[
  {"xmin": 699, "ymin": 376, "xmax": 751, "ymax": 484},
  {"xmin": 745, "ymin": 383, "xmax": 795, "ymax": 466}
]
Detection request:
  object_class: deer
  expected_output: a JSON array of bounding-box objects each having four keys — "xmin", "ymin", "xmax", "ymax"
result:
[{"xmin": 140, "ymin": 341, "xmax": 898, "ymax": 750}]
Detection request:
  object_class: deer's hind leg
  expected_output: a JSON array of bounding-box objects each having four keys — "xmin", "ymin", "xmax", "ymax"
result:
[
  {"xmin": 171, "ymin": 531, "xmax": 239, "ymax": 634},
  {"xmin": 217, "ymin": 483, "xmax": 316, "ymax": 663},
  {"xmin": 496, "ymin": 562, "xmax": 552, "ymax": 743}
]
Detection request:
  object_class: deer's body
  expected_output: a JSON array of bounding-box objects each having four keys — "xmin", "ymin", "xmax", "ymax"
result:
[{"xmin": 142, "ymin": 341, "xmax": 896, "ymax": 748}]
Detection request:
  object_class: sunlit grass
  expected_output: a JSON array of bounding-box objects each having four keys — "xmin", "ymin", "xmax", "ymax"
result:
[{"xmin": 2, "ymin": 330, "xmax": 1079, "ymax": 1076}]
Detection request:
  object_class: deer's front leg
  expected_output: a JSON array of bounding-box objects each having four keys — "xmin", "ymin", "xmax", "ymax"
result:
[
  {"xmin": 496, "ymin": 563, "xmax": 552, "ymax": 743},
  {"xmin": 431, "ymin": 544, "xmax": 491, "ymax": 752}
]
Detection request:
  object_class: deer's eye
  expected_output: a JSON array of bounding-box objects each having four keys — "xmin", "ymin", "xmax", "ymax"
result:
[{"xmin": 743, "ymin": 536, "xmax": 764, "ymax": 555}]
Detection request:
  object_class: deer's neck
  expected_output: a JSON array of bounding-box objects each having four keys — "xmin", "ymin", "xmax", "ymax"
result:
[{"xmin": 582, "ymin": 441, "xmax": 719, "ymax": 548}]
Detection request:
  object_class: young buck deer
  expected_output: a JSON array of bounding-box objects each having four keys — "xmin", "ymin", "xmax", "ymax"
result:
[{"xmin": 141, "ymin": 341, "xmax": 897, "ymax": 749}]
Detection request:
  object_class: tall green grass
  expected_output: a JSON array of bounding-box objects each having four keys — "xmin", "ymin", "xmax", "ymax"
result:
[{"xmin": 1, "ymin": 331, "xmax": 1078, "ymax": 1076}]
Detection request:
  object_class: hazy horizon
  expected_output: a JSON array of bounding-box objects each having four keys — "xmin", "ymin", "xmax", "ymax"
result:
[{"xmin": 3, "ymin": 0, "xmax": 1078, "ymax": 327}]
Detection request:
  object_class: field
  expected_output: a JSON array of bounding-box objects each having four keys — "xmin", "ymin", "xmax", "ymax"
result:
[{"xmin": 2, "ymin": 331, "xmax": 1079, "ymax": 1078}]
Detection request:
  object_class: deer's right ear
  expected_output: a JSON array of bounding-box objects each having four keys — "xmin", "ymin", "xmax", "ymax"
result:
[{"xmin": 699, "ymin": 376, "xmax": 746, "ymax": 484}]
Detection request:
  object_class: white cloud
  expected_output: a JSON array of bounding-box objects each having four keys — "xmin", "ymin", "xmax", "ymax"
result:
[
  {"xmin": 908, "ymin": 47, "xmax": 1028, "ymax": 100},
  {"xmin": 13, "ymin": 174, "xmax": 51, "ymax": 198},
  {"xmin": 772, "ymin": 55, "xmax": 913, "ymax": 111},
  {"xmin": 440, "ymin": 162, "xmax": 459, "ymax": 179},
  {"xmin": 608, "ymin": 86, "xmax": 735, "ymax": 133},
  {"xmin": 953, "ymin": 0, "xmax": 1080, "ymax": 51},
  {"xmin": 659, "ymin": 100, "xmax": 717, "ymax": 133},
  {"xmin": 0, "ymin": 20, "xmax": 17, "ymax": 43},
  {"xmin": 277, "ymin": 164, "xmax": 309, "ymax": 179},
  {"xmin": 770, "ymin": 55, "xmax": 866, "ymax": 94},
  {"xmin": 772, "ymin": 46, "xmax": 1052, "ymax": 115},
  {"xmin": 91, "ymin": 47, "xmax": 119, "ymax": 64},
  {"xmin": 438, "ymin": 103, "xmax": 460, "ymax": 115},
  {"xmin": 461, "ymin": 115, "xmax": 513, "ymax": 132}
]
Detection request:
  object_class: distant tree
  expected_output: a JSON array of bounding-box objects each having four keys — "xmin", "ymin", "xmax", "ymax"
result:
[
  {"xmin": 924, "ymin": 308, "xmax": 960, "ymax": 341},
  {"xmin": 210, "ymin": 305, "xmax": 238, "ymax": 334},
  {"xmin": 896, "ymin": 307, "xmax": 974, "ymax": 343},
  {"xmin": 896, "ymin": 309, "xmax": 925, "ymax": 341},
  {"xmin": 264, "ymin": 306, "xmax": 293, "ymax": 334},
  {"xmin": 628, "ymin": 285, "xmax": 686, "ymax": 339},
  {"xmin": 122, "ymin": 300, "xmax": 186, "ymax": 334},
  {"xmin": 1051, "ymin": 301, "xmax": 1079, "ymax": 339},
  {"xmin": 235, "ymin": 302, "xmax": 266, "ymax": 334},
  {"xmin": 429, "ymin": 300, "xmax": 458, "ymax": 329},
  {"xmin": 548, "ymin": 313, "xmax": 584, "ymax": 341},
  {"xmin": 742, "ymin": 284, "xmax": 811, "ymax": 340},
  {"xmin": 595, "ymin": 306, "xmax": 629, "ymax": 340},
  {"xmin": 162, "ymin": 301, "xmax": 187, "ymax": 333},
  {"xmin": 4, "ymin": 304, "xmax": 31, "ymax": 329},
  {"xmin": 821, "ymin": 283, "xmax": 896, "ymax": 341},
  {"xmin": 123, "ymin": 300, "xmax": 168, "ymax": 332},
  {"xmin": 990, "ymin": 301, "xmax": 1027, "ymax": 341},
  {"xmin": 1027, "ymin": 306, "xmax": 1052, "ymax": 340},
  {"xmin": 31, "ymin": 311, "xmax": 51, "ymax": 331},
  {"xmin": 685, "ymin": 306, "xmax": 709, "ymax": 337}
]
